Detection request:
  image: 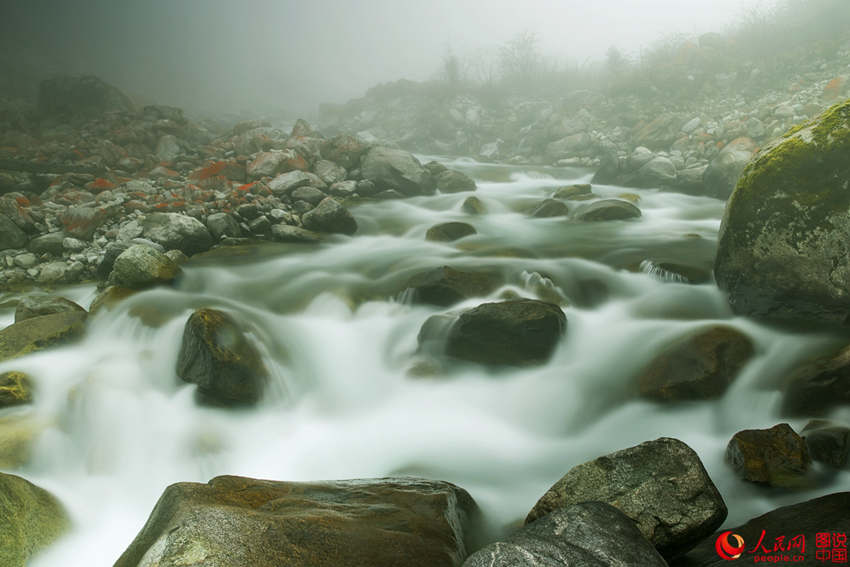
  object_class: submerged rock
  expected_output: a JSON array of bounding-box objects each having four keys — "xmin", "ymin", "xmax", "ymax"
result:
[
  {"xmin": 0, "ymin": 371, "xmax": 33, "ymax": 408},
  {"xmin": 529, "ymin": 199, "xmax": 569, "ymax": 218},
  {"xmin": 573, "ymin": 198, "xmax": 641, "ymax": 221},
  {"xmin": 113, "ymin": 475, "xmax": 478, "ymax": 567},
  {"xmin": 0, "ymin": 311, "xmax": 87, "ymax": 362},
  {"xmin": 638, "ymin": 326, "xmax": 755, "ymax": 401},
  {"xmin": 726, "ymin": 423, "xmax": 811, "ymax": 487},
  {"xmin": 464, "ymin": 502, "xmax": 667, "ymax": 567},
  {"xmin": 426, "ymin": 222, "xmax": 476, "ymax": 242},
  {"xmin": 405, "ymin": 266, "xmax": 499, "ymax": 307},
  {"xmin": 0, "ymin": 472, "xmax": 70, "ymax": 567},
  {"xmin": 552, "ymin": 183, "xmax": 593, "ymax": 200},
  {"xmin": 526, "ymin": 437, "xmax": 727, "ymax": 559},
  {"xmin": 176, "ymin": 308, "xmax": 269, "ymax": 406},
  {"xmin": 714, "ymin": 101, "xmax": 850, "ymax": 326},
  {"xmin": 270, "ymin": 224, "xmax": 322, "ymax": 243},
  {"xmin": 461, "ymin": 196, "xmax": 486, "ymax": 215}
]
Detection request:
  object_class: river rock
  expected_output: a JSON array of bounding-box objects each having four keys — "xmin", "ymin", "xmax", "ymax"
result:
[
  {"xmin": 782, "ymin": 343, "xmax": 850, "ymax": 416},
  {"xmin": 28, "ymin": 232, "xmax": 66, "ymax": 256},
  {"xmin": 443, "ymin": 299, "xmax": 566, "ymax": 366},
  {"xmin": 529, "ymin": 199, "xmax": 569, "ymax": 218},
  {"xmin": 156, "ymin": 134, "xmax": 181, "ymax": 162},
  {"xmin": 714, "ymin": 103, "xmax": 850, "ymax": 326},
  {"xmin": 552, "ymin": 183, "xmax": 593, "ymax": 200},
  {"xmin": 426, "ymin": 222, "xmax": 476, "ymax": 242},
  {"xmin": 462, "ymin": 196, "xmax": 485, "ymax": 215},
  {"xmin": 633, "ymin": 156, "xmax": 678, "ymax": 187},
  {"xmin": 405, "ymin": 266, "xmax": 500, "ymax": 307},
  {"xmin": 141, "ymin": 212, "xmax": 213, "ymax": 256},
  {"xmin": 574, "ymin": 198, "xmax": 641, "ymax": 221},
  {"xmin": 267, "ymin": 170, "xmax": 318, "ymax": 195},
  {"xmin": 320, "ymin": 134, "xmax": 368, "ymax": 169},
  {"xmin": 246, "ymin": 150, "xmax": 298, "ymax": 179},
  {"xmin": 638, "ymin": 326, "xmax": 755, "ymax": 401},
  {"xmin": 0, "ymin": 472, "xmax": 70, "ymax": 567},
  {"xmin": 270, "ymin": 224, "xmax": 322, "ymax": 243},
  {"xmin": 0, "ymin": 311, "xmax": 87, "ymax": 362},
  {"xmin": 526, "ymin": 437, "xmax": 727, "ymax": 559},
  {"xmin": 301, "ymin": 197, "xmax": 357, "ymax": 235},
  {"xmin": 176, "ymin": 308, "xmax": 269, "ymax": 406},
  {"xmin": 436, "ymin": 170, "xmax": 476, "ymax": 193},
  {"xmin": 291, "ymin": 186, "xmax": 327, "ymax": 205},
  {"xmin": 703, "ymin": 137, "xmax": 756, "ymax": 199},
  {"xmin": 113, "ymin": 475, "xmax": 478, "ymax": 567},
  {"xmin": 0, "ymin": 214, "xmax": 28, "ymax": 251},
  {"xmin": 59, "ymin": 205, "xmax": 117, "ymax": 240},
  {"xmin": 726, "ymin": 423, "xmax": 811, "ymax": 486},
  {"xmin": 314, "ymin": 159, "xmax": 347, "ymax": 185},
  {"xmin": 15, "ymin": 295, "xmax": 86, "ymax": 323},
  {"xmin": 802, "ymin": 420, "xmax": 850, "ymax": 468},
  {"xmin": 108, "ymin": 244, "xmax": 181, "ymax": 288},
  {"xmin": 360, "ymin": 146, "xmax": 436, "ymax": 196},
  {"xmin": 673, "ymin": 492, "xmax": 850, "ymax": 567},
  {"xmin": 464, "ymin": 502, "xmax": 667, "ymax": 567},
  {"xmin": 206, "ymin": 212, "xmax": 242, "ymax": 240},
  {"xmin": 0, "ymin": 371, "xmax": 33, "ymax": 408}
]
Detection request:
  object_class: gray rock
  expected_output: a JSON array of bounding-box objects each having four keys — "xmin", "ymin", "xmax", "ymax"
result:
[
  {"xmin": 62, "ymin": 237, "xmax": 86, "ymax": 252},
  {"xmin": 681, "ymin": 117, "xmax": 702, "ymax": 133},
  {"xmin": 12, "ymin": 253, "xmax": 37, "ymax": 269},
  {"xmin": 246, "ymin": 150, "xmax": 298, "ymax": 180},
  {"xmin": 328, "ymin": 180, "xmax": 358, "ymax": 197},
  {"xmin": 205, "ymin": 212, "xmax": 242, "ymax": 240},
  {"xmin": 247, "ymin": 215, "xmax": 271, "ymax": 234},
  {"xmin": 462, "ymin": 196, "xmax": 485, "ymax": 215},
  {"xmin": 28, "ymin": 232, "xmax": 66, "ymax": 256},
  {"xmin": 301, "ymin": 198, "xmax": 357, "ymax": 235},
  {"xmin": 314, "ymin": 159, "xmax": 347, "ymax": 185},
  {"xmin": 628, "ymin": 146, "xmax": 655, "ymax": 170},
  {"xmin": 271, "ymin": 224, "xmax": 322, "ymax": 243},
  {"xmin": 526, "ymin": 437, "xmax": 727, "ymax": 559},
  {"xmin": 545, "ymin": 132, "xmax": 591, "ymax": 161},
  {"xmin": 15, "ymin": 295, "xmax": 86, "ymax": 323},
  {"xmin": 436, "ymin": 170, "xmax": 476, "ymax": 193},
  {"xmin": 156, "ymin": 134, "xmax": 181, "ymax": 162},
  {"xmin": 291, "ymin": 186, "xmax": 327, "ymax": 205},
  {"xmin": 405, "ymin": 266, "xmax": 500, "ymax": 307},
  {"xmin": 59, "ymin": 205, "xmax": 117, "ymax": 240},
  {"xmin": 726, "ymin": 423, "xmax": 811, "ymax": 487},
  {"xmin": 426, "ymin": 222, "xmax": 476, "ymax": 242},
  {"xmin": 802, "ymin": 420, "xmax": 850, "ymax": 469},
  {"xmin": 37, "ymin": 262, "xmax": 68, "ymax": 284},
  {"xmin": 529, "ymin": 199, "xmax": 569, "ymax": 218},
  {"xmin": 96, "ymin": 242, "xmax": 130, "ymax": 281},
  {"xmin": 0, "ymin": 214, "xmax": 28, "ymax": 251},
  {"xmin": 360, "ymin": 146, "xmax": 435, "ymax": 196},
  {"xmin": 164, "ymin": 250, "xmax": 189, "ymax": 265},
  {"xmin": 464, "ymin": 502, "xmax": 667, "ymax": 567},
  {"xmin": 574, "ymin": 199, "xmax": 641, "ymax": 221},
  {"xmin": 703, "ymin": 137, "xmax": 756, "ymax": 199},
  {"xmin": 108, "ymin": 244, "xmax": 181, "ymax": 289},
  {"xmin": 267, "ymin": 170, "xmax": 316, "ymax": 195},
  {"xmin": 634, "ymin": 156, "xmax": 677, "ymax": 187},
  {"xmin": 142, "ymin": 212, "xmax": 213, "ymax": 256}
]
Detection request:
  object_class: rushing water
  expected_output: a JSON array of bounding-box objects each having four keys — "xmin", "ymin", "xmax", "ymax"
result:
[{"xmin": 3, "ymin": 157, "xmax": 850, "ymax": 566}]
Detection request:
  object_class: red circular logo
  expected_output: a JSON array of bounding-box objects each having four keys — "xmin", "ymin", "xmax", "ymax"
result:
[{"xmin": 715, "ymin": 531, "xmax": 745, "ymax": 560}]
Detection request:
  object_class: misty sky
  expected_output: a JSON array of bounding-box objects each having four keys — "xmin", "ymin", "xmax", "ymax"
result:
[{"xmin": 1, "ymin": 0, "xmax": 775, "ymax": 117}]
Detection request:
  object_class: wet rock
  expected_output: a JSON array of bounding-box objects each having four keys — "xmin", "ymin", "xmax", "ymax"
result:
[
  {"xmin": 114, "ymin": 475, "xmax": 478, "ymax": 567},
  {"xmin": 461, "ymin": 196, "xmax": 485, "ymax": 215},
  {"xmin": 426, "ymin": 222, "xmax": 476, "ymax": 242},
  {"xmin": 205, "ymin": 212, "xmax": 242, "ymax": 240},
  {"xmin": 436, "ymin": 169, "xmax": 476, "ymax": 193},
  {"xmin": 28, "ymin": 232, "xmax": 66, "ymax": 256},
  {"xmin": 442, "ymin": 299, "xmax": 565, "ymax": 366},
  {"xmin": 270, "ymin": 224, "xmax": 322, "ymax": 243},
  {"xmin": 405, "ymin": 266, "xmax": 500, "ymax": 307},
  {"xmin": 176, "ymin": 308, "xmax": 269, "ymax": 406},
  {"xmin": 802, "ymin": 420, "xmax": 850, "ymax": 469},
  {"xmin": 360, "ymin": 146, "xmax": 435, "ymax": 196},
  {"xmin": 328, "ymin": 180, "xmax": 357, "ymax": 197},
  {"xmin": 529, "ymin": 198, "xmax": 569, "ymax": 218},
  {"xmin": 526, "ymin": 437, "xmax": 727, "ymax": 559},
  {"xmin": 674, "ymin": 492, "xmax": 850, "ymax": 567},
  {"xmin": 320, "ymin": 134, "xmax": 368, "ymax": 169},
  {"xmin": 726, "ymin": 423, "xmax": 811, "ymax": 487},
  {"xmin": 574, "ymin": 198, "xmax": 641, "ymax": 221},
  {"xmin": 715, "ymin": 102, "xmax": 850, "ymax": 326},
  {"xmin": 301, "ymin": 197, "xmax": 357, "ymax": 235},
  {"xmin": 0, "ymin": 371, "xmax": 33, "ymax": 408},
  {"xmin": 0, "ymin": 472, "xmax": 70, "ymax": 567},
  {"xmin": 464, "ymin": 502, "xmax": 667, "ymax": 567},
  {"xmin": 628, "ymin": 146, "xmax": 656, "ymax": 170},
  {"xmin": 0, "ymin": 214, "xmax": 28, "ymax": 251},
  {"xmin": 89, "ymin": 286, "xmax": 137, "ymax": 314},
  {"xmin": 142, "ymin": 212, "xmax": 213, "ymax": 256},
  {"xmin": 552, "ymin": 183, "xmax": 593, "ymax": 200},
  {"xmin": 267, "ymin": 170, "xmax": 319, "ymax": 195},
  {"xmin": 314, "ymin": 159, "xmax": 347, "ymax": 185},
  {"xmin": 638, "ymin": 326, "xmax": 755, "ymax": 401},
  {"xmin": 633, "ymin": 156, "xmax": 678, "ymax": 187},
  {"xmin": 108, "ymin": 244, "xmax": 181, "ymax": 289},
  {"xmin": 37, "ymin": 74, "xmax": 134, "ymax": 118},
  {"xmin": 291, "ymin": 185, "xmax": 327, "ymax": 205},
  {"xmin": 164, "ymin": 250, "xmax": 189, "ymax": 265},
  {"xmin": 14, "ymin": 295, "xmax": 86, "ymax": 323},
  {"xmin": 703, "ymin": 137, "xmax": 756, "ymax": 199},
  {"xmin": 0, "ymin": 311, "xmax": 87, "ymax": 362},
  {"xmin": 781, "ymin": 343, "xmax": 850, "ymax": 416}
]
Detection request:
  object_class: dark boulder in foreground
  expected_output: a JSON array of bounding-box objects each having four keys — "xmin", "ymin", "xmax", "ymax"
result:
[
  {"xmin": 443, "ymin": 299, "xmax": 565, "ymax": 366},
  {"xmin": 673, "ymin": 492, "xmax": 850, "ymax": 567},
  {"xmin": 527, "ymin": 437, "xmax": 727, "ymax": 559},
  {"xmin": 726, "ymin": 423, "xmax": 811, "ymax": 487},
  {"xmin": 176, "ymin": 308, "xmax": 269, "ymax": 406},
  {"xmin": 405, "ymin": 266, "xmax": 500, "ymax": 307},
  {"xmin": 114, "ymin": 475, "xmax": 478, "ymax": 567},
  {"xmin": 0, "ymin": 472, "xmax": 70, "ymax": 567},
  {"xmin": 529, "ymin": 199, "xmax": 570, "ymax": 218},
  {"xmin": 715, "ymin": 100, "xmax": 850, "ymax": 326},
  {"xmin": 464, "ymin": 502, "xmax": 667, "ymax": 567},
  {"xmin": 638, "ymin": 325, "xmax": 755, "ymax": 401}
]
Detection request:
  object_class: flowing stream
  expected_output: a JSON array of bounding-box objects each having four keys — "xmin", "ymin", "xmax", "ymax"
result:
[{"xmin": 2, "ymin": 157, "xmax": 850, "ymax": 566}]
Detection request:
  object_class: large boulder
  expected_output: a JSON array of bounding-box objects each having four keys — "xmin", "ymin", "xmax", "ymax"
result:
[
  {"xmin": 176, "ymin": 308, "xmax": 269, "ymax": 406},
  {"xmin": 526, "ymin": 437, "xmax": 727, "ymax": 559},
  {"xmin": 674, "ymin": 492, "xmax": 850, "ymax": 567},
  {"xmin": 37, "ymin": 74, "xmax": 134, "ymax": 118},
  {"xmin": 782, "ymin": 343, "xmax": 850, "ymax": 416},
  {"xmin": 405, "ymin": 266, "xmax": 499, "ymax": 307},
  {"xmin": 436, "ymin": 170, "xmax": 476, "ymax": 193},
  {"xmin": 114, "ymin": 475, "xmax": 478, "ymax": 567},
  {"xmin": 142, "ymin": 213, "xmax": 213, "ymax": 256},
  {"xmin": 0, "ymin": 473, "xmax": 69, "ymax": 567},
  {"xmin": 725, "ymin": 423, "xmax": 811, "ymax": 487},
  {"xmin": 464, "ymin": 502, "xmax": 667, "ymax": 567},
  {"xmin": 360, "ymin": 146, "xmax": 435, "ymax": 196},
  {"xmin": 108, "ymin": 244, "xmax": 181, "ymax": 289},
  {"xmin": 633, "ymin": 156, "xmax": 678, "ymax": 188},
  {"xmin": 301, "ymin": 197, "xmax": 357, "ymax": 235},
  {"xmin": 0, "ymin": 311, "xmax": 87, "ymax": 362},
  {"xmin": 638, "ymin": 326, "xmax": 755, "ymax": 401},
  {"xmin": 574, "ymin": 198, "xmax": 641, "ymax": 221},
  {"xmin": 0, "ymin": 214, "xmax": 28, "ymax": 251},
  {"xmin": 267, "ymin": 170, "xmax": 319, "ymax": 195},
  {"xmin": 15, "ymin": 295, "xmax": 86, "ymax": 323},
  {"xmin": 320, "ymin": 134, "xmax": 369, "ymax": 169},
  {"xmin": 703, "ymin": 137, "xmax": 756, "ymax": 199},
  {"xmin": 714, "ymin": 102, "xmax": 850, "ymax": 326},
  {"xmin": 439, "ymin": 299, "xmax": 566, "ymax": 366}
]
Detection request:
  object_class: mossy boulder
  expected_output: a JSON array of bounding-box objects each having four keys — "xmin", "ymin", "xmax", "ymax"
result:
[
  {"xmin": 108, "ymin": 244, "xmax": 181, "ymax": 289},
  {"xmin": 0, "ymin": 311, "xmax": 87, "ymax": 362},
  {"xmin": 0, "ymin": 371, "xmax": 33, "ymax": 408},
  {"xmin": 114, "ymin": 475, "xmax": 478, "ymax": 567},
  {"xmin": 0, "ymin": 472, "xmax": 70, "ymax": 567},
  {"xmin": 15, "ymin": 295, "xmax": 86, "ymax": 323},
  {"xmin": 725, "ymin": 423, "xmax": 811, "ymax": 487},
  {"xmin": 715, "ymin": 99, "xmax": 850, "ymax": 326},
  {"xmin": 176, "ymin": 308, "xmax": 269, "ymax": 406}
]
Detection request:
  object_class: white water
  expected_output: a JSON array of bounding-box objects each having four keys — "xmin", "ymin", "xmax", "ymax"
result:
[{"xmin": 2, "ymin": 157, "xmax": 850, "ymax": 566}]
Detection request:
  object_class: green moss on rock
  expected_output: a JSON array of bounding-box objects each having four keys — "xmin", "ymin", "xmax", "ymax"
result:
[{"xmin": 0, "ymin": 472, "xmax": 70, "ymax": 567}]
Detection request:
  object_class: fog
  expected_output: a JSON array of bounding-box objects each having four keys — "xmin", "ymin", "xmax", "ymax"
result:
[{"xmin": 1, "ymin": 0, "xmax": 775, "ymax": 118}]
